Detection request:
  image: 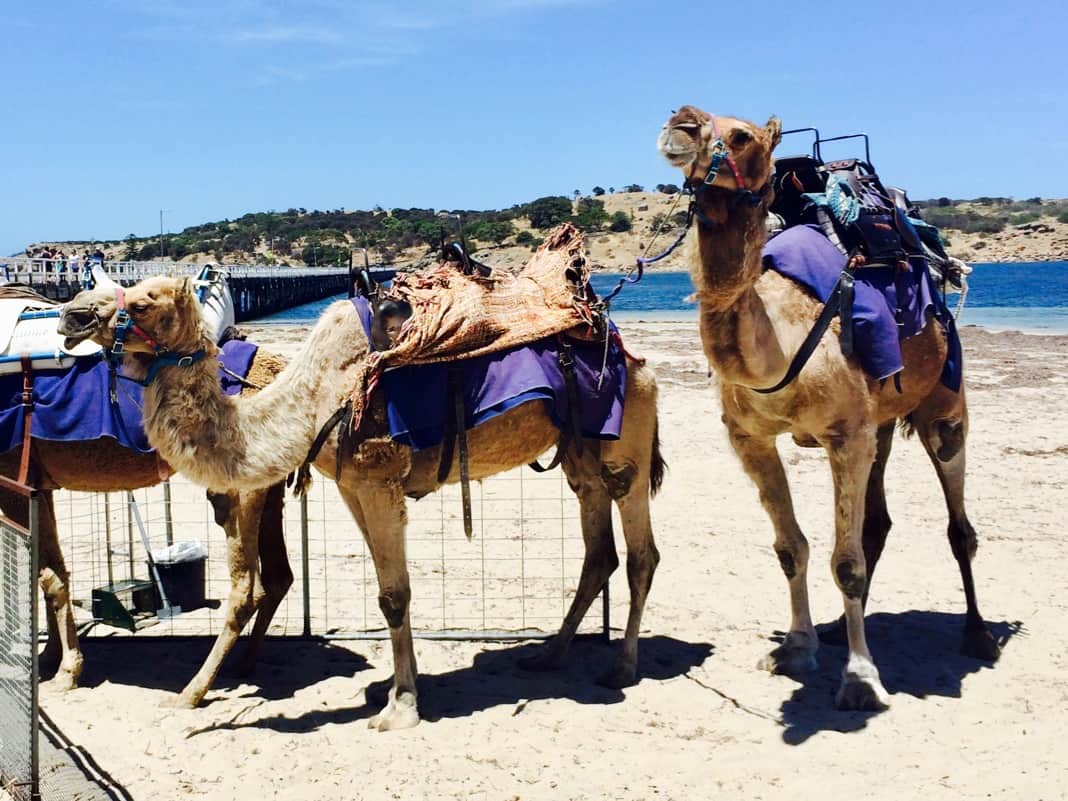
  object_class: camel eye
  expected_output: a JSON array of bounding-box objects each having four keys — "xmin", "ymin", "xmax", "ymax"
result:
[
  {"xmin": 729, "ymin": 129, "xmax": 753, "ymax": 147},
  {"xmin": 131, "ymin": 302, "xmax": 149, "ymax": 314}
]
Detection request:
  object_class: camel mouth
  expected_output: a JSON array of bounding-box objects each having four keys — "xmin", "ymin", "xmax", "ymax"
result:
[
  {"xmin": 657, "ymin": 126, "xmax": 699, "ymax": 167},
  {"xmin": 57, "ymin": 308, "xmax": 101, "ymax": 345}
]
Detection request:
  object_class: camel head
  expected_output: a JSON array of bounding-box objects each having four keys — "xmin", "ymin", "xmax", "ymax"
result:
[
  {"xmin": 657, "ymin": 105, "xmax": 782, "ymax": 223},
  {"xmin": 60, "ymin": 274, "xmax": 206, "ymax": 356}
]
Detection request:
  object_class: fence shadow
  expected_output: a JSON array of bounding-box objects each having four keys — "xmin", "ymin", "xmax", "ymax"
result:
[
  {"xmin": 181, "ymin": 634, "xmax": 713, "ymax": 736},
  {"xmin": 71, "ymin": 636, "xmax": 372, "ymax": 702},
  {"xmin": 777, "ymin": 610, "xmax": 1023, "ymax": 745}
]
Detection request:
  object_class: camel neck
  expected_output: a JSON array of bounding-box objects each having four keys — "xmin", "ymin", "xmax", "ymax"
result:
[
  {"xmin": 690, "ymin": 203, "xmax": 766, "ymax": 311},
  {"xmin": 689, "ymin": 202, "xmax": 788, "ymax": 387},
  {"xmin": 132, "ymin": 318, "xmax": 348, "ymax": 492}
]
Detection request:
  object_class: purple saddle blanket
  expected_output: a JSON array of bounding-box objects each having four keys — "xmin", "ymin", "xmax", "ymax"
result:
[
  {"xmin": 351, "ymin": 297, "xmax": 626, "ymax": 451},
  {"xmin": 0, "ymin": 339, "xmax": 260, "ymax": 455},
  {"xmin": 764, "ymin": 225, "xmax": 961, "ymax": 391}
]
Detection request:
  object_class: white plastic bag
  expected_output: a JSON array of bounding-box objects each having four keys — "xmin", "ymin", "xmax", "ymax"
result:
[{"xmin": 150, "ymin": 538, "xmax": 207, "ymax": 564}]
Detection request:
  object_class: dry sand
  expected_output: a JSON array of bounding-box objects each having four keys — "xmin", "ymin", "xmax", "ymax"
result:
[{"xmin": 36, "ymin": 321, "xmax": 1068, "ymax": 801}]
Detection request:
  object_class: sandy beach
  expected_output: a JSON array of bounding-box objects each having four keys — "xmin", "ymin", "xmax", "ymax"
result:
[{"xmin": 35, "ymin": 319, "xmax": 1068, "ymax": 801}]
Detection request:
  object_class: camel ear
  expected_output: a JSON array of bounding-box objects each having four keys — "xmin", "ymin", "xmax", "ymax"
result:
[
  {"xmin": 765, "ymin": 116, "xmax": 782, "ymax": 150},
  {"xmin": 177, "ymin": 275, "xmax": 196, "ymax": 302}
]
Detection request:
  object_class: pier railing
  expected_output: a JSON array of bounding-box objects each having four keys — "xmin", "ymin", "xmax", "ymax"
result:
[{"xmin": 0, "ymin": 258, "xmax": 353, "ymax": 321}]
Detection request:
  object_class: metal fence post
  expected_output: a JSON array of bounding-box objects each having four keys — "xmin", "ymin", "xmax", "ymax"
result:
[
  {"xmin": 28, "ymin": 491, "xmax": 39, "ymax": 801},
  {"xmin": 300, "ymin": 492, "xmax": 311, "ymax": 638},
  {"xmin": 601, "ymin": 584, "xmax": 610, "ymax": 642},
  {"xmin": 162, "ymin": 480, "xmax": 174, "ymax": 546}
]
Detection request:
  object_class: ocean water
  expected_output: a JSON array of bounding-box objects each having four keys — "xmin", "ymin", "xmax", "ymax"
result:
[{"xmin": 254, "ymin": 261, "xmax": 1068, "ymax": 334}]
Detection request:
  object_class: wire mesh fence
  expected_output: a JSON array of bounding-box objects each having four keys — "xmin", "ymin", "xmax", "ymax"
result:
[
  {"xmin": 51, "ymin": 466, "xmax": 614, "ymax": 641},
  {"xmin": 0, "ymin": 481, "xmax": 38, "ymax": 801}
]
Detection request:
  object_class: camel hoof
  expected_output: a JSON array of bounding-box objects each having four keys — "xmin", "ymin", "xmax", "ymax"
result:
[
  {"xmin": 962, "ymin": 625, "xmax": 1001, "ymax": 662},
  {"xmin": 368, "ymin": 699, "xmax": 420, "ymax": 732},
  {"xmin": 596, "ymin": 663, "xmax": 637, "ymax": 690},
  {"xmin": 160, "ymin": 693, "xmax": 199, "ymax": 710},
  {"xmin": 48, "ymin": 667, "xmax": 80, "ymax": 692},
  {"xmin": 758, "ymin": 642, "xmax": 818, "ymax": 675},
  {"xmin": 835, "ymin": 676, "xmax": 890, "ymax": 711}
]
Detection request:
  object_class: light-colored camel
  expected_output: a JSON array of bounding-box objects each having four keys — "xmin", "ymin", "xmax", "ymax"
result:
[
  {"xmin": 59, "ymin": 272, "xmax": 665, "ymax": 731},
  {"xmin": 0, "ymin": 317, "xmax": 292, "ymax": 708},
  {"xmin": 657, "ymin": 105, "xmax": 998, "ymax": 710}
]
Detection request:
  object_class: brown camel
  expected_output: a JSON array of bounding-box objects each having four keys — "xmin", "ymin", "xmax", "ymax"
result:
[
  {"xmin": 0, "ymin": 297, "xmax": 292, "ymax": 707},
  {"xmin": 58, "ymin": 272, "xmax": 665, "ymax": 731},
  {"xmin": 657, "ymin": 105, "xmax": 998, "ymax": 710}
]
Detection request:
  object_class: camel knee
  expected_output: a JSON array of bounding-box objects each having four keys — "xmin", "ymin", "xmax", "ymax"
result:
[
  {"xmin": 948, "ymin": 517, "xmax": 978, "ymax": 561},
  {"xmin": 626, "ymin": 544, "xmax": 659, "ymax": 587},
  {"xmin": 775, "ymin": 548, "xmax": 798, "ymax": 579},
  {"xmin": 267, "ymin": 565, "xmax": 294, "ymax": 599},
  {"xmin": 600, "ymin": 462, "xmax": 637, "ymax": 500},
  {"xmin": 207, "ymin": 491, "xmax": 235, "ymax": 527},
  {"xmin": 833, "ymin": 558, "xmax": 866, "ymax": 599},
  {"xmin": 39, "ymin": 567, "xmax": 70, "ymax": 605},
  {"xmin": 378, "ymin": 586, "xmax": 411, "ymax": 629},
  {"xmin": 935, "ymin": 420, "xmax": 965, "ymax": 462}
]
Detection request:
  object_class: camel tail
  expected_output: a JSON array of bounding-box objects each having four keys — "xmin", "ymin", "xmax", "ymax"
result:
[
  {"xmin": 649, "ymin": 419, "xmax": 666, "ymax": 498},
  {"xmin": 898, "ymin": 413, "xmax": 917, "ymax": 439}
]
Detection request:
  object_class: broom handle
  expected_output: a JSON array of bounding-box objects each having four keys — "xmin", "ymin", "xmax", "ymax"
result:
[{"xmin": 127, "ymin": 492, "xmax": 172, "ymax": 609}]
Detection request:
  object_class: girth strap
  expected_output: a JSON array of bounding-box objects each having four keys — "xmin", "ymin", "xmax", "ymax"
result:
[
  {"xmin": 436, "ymin": 367, "xmax": 473, "ymax": 538},
  {"xmin": 529, "ymin": 341, "xmax": 584, "ymax": 472},
  {"xmin": 290, "ymin": 401, "xmax": 353, "ymax": 493},
  {"xmin": 18, "ymin": 355, "xmax": 34, "ymax": 485},
  {"xmin": 752, "ymin": 266, "xmax": 854, "ymax": 395},
  {"xmin": 838, "ymin": 269, "xmax": 856, "ymax": 358}
]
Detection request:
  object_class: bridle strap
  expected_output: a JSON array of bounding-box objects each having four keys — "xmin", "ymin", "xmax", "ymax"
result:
[
  {"xmin": 114, "ymin": 286, "xmax": 168, "ymax": 354},
  {"xmin": 708, "ymin": 116, "xmax": 749, "ymax": 193},
  {"xmin": 685, "ymin": 115, "xmax": 774, "ymax": 219},
  {"xmin": 107, "ymin": 285, "xmax": 207, "ymax": 387}
]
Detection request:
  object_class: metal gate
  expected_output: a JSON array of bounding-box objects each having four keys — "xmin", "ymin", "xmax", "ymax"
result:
[
  {"xmin": 0, "ymin": 476, "xmax": 39, "ymax": 801},
  {"xmin": 52, "ymin": 466, "xmax": 612, "ymax": 641}
]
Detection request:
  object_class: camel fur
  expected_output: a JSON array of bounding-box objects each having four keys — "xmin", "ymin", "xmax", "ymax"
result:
[
  {"xmin": 1, "ymin": 298, "xmax": 292, "ymax": 708},
  {"xmin": 59, "ymin": 272, "xmax": 665, "ymax": 731},
  {"xmin": 657, "ymin": 105, "xmax": 998, "ymax": 711}
]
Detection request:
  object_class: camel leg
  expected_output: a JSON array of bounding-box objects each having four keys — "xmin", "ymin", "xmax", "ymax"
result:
[
  {"xmin": 820, "ymin": 421, "xmax": 895, "ymax": 646},
  {"xmin": 169, "ymin": 492, "xmax": 263, "ymax": 708},
  {"xmin": 518, "ymin": 450, "xmax": 619, "ymax": 673},
  {"xmin": 341, "ymin": 480, "xmax": 420, "ymax": 732},
  {"xmin": 910, "ymin": 385, "xmax": 999, "ymax": 661},
  {"xmin": 0, "ymin": 490, "xmax": 83, "ymax": 688},
  {"xmin": 822, "ymin": 425, "xmax": 890, "ymax": 711},
  {"xmin": 601, "ymin": 457, "xmax": 660, "ymax": 689},
  {"xmin": 238, "ymin": 484, "xmax": 292, "ymax": 674},
  {"xmin": 726, "ymin": 421, "xmax": 819, "ymax": 675}
]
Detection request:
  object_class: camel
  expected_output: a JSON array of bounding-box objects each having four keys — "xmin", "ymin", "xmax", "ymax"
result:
[
  {"xmin": 0, "ymin": 290, "xmax": 292, "ymax": 708},
  {"xmin": 656, "ymin": 105, "xmax": 998, "ymax": 710},
  {"xmin": 58, "ymin": 270, "xmax": 665, "ymax": 731}
]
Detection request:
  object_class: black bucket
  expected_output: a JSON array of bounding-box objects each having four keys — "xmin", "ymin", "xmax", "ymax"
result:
[{"xmin": 148, "ymin": 556, "xmax": 207, "ymax": 612}]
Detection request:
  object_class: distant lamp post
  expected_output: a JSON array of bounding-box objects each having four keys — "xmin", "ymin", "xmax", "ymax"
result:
[{"xmin": 159, "ymin": 209, "xmax": 171, "ymax": 260}]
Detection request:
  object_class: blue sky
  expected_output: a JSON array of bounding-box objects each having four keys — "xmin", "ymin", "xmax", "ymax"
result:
[{"xmin": 3, "ymin": 0, "xmax": 1066, "ymax": 255}]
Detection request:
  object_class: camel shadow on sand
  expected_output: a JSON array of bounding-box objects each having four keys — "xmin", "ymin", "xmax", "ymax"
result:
[
  {"xmin": 71, "ymin": 635, "xmax": 373, "ymax": 703},
  {"xmin": 777, "ymin": 610, "xmax": 1023, "ymax": 745},
  {"xmin": 161, "ymin": 634, "xmax": 712, "ymax": 736}
]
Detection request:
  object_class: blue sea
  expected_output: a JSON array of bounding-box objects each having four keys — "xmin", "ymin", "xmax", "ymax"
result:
[{"xmin": 255, "ymin": 261, "xmax": 1068, "ymax": 334}]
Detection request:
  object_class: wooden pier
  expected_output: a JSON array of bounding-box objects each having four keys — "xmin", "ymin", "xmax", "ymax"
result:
[{"xmin": 0, "ymin": 258, "xmax": 395, "ymax": 322}]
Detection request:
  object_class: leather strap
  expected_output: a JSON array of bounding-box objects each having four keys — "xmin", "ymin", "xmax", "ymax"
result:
[
  {"xmin": 529, "ymin": 341, "xmax": 584, "ymax": 471},
  {"xmin": 453, "ymin": 371, "xmax": 473, "ymax": 539},
  {"xmin": 18, "ymin": 355, "xmax": 34, "ymax": 485},
  {"xmin": 838, "ymin": 269, "xmax": 856, "ymax": 358},
  {"xmin": 752, "ymin": 268, "xmax": 852, "ymax": 395},
  {"xmin": 435, "ymin": 367, "xmax": 473, "ymax": 538}
]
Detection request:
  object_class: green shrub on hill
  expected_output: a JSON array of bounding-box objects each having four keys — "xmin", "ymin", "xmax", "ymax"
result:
[{"xmin": 609, "ymin": 211, "xmax": 632, "ymax": 232}]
